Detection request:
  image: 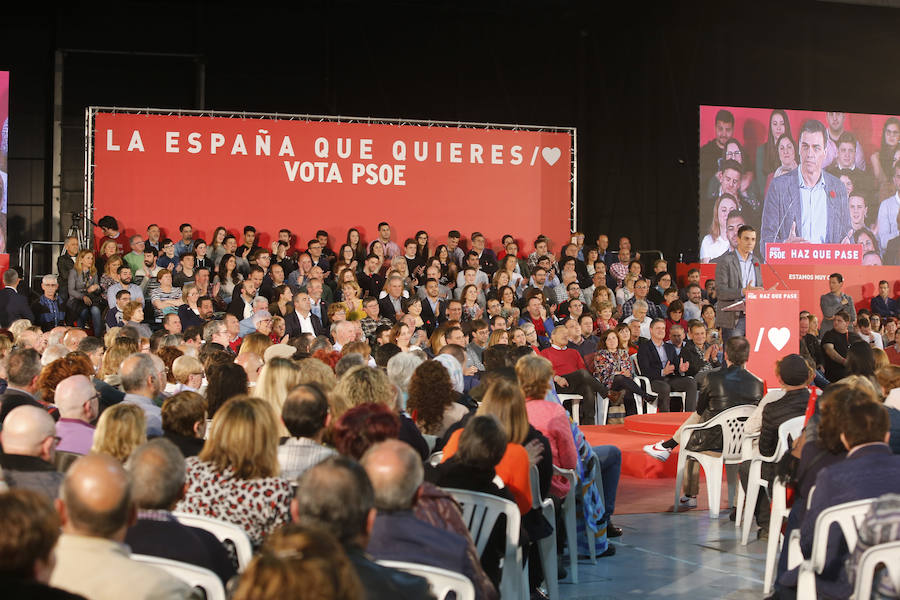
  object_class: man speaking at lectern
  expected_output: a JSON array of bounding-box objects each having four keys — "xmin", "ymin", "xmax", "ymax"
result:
[
  {"xmin": 760, "ymin": 119, "xmax": 851, "ymax": 248},
  {"xmin": 714, "ymin": 225, "xmax": 763, "ymax": 340}
]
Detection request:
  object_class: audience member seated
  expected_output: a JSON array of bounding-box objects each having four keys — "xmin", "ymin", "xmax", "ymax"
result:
[
  {"xmin": 0, "ymin": 348, "xmax": 56, "ymax": 423},
  {"xmin": 120, "ymin": 353, "xmax": 166, "ymax": 436},
  {"xmin": 738, "ymin": 354, "xmax": 813, "ymax": 539},
  {"xmin": 161, "ymin": 390, "xmax": 207, "ymax": 457},
  {"xmin": 278, "ymin": 383, "xmax": 337, "ymax": 479},
  {"xmin": 636, "ymin": 318, "xmax": 698, "ymax": 412},
  {"xmin": 0, "ymin": 405, "xmax": 64, "ymax": 500},
  {"xmin": 54, "ymin": 374, "xmax": 98, "ymax": 456},
  {"xmin": 291, "ymin": 456, "xmax": 433, "ymax": 599},
  {"xmin": 540, "ymin": 327, "xmax": 608, "ymax": 423},
  {"xmin": 643, "ymin": 336, "xmax": 762, "ymax": 508},
  {"xmin": 0, "ymin": 489, "xmax": 86, "ymax": 599},
  {"xmin": 176, "ymin": 395, "xmax": 292, "ymax": 547},
  {"xmin": 362, "ymin": 440, "xmax": 476, "ymax": 585},
  {"xmin": 124, "ymin": 438, "xmax": 236, "ymax": 584},
  {"xmin": 876, "ymin": 365, "xmax": 900, "ymax": 453},
  {"xmin": 232, "ymin": 524, "xmax": 363, "ymax": 600},
  {"xmin": 50, "ymin": 453, "xmax": 194, "ymax": 599},
  {"xmin": 91, "ymin": 403, "xmax": 147, "ymax": 463},
  {"xmin": 406, "ymin": 359, "xmax": 469, "ymax": 437},
  {"xmin": 593, "ymin": 328, "xmax": 654, "ymax": 417},
  {"xmin": 777, "ymin": 388, "xmax": 900, "ymax": 599}
]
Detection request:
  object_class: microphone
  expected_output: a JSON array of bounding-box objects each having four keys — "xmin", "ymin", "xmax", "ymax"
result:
[
  {"xmin": 767, "ymin": 264, "xmax": 790, "ymax": 290},
  {"xmin": 766, "ymin": 192, "xmax": 799, "ymax": 259}
]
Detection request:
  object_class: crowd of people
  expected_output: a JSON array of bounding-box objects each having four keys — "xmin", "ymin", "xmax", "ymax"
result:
[
  {"xmin": 0, "ymin": 217, "xmax": 898, "ymax": 599},
  {"xmin": 699, "ymin": 109, "xmax": 900, "ymax": 266}
]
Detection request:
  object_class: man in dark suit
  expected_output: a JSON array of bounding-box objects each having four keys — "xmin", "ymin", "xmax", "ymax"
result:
[
  {"xmin": 362, "ymin": 440, "xmax": 480, "ymax": 588},
  {"xmin": 379, "ymin": 276, "xmax": 406, "ymax": 324},
  {"xmin": 124, "ymin": 439, "xmax": 236, "ymax": 584},
  {"xmin": 760, "ymin": 119, "xmax": 852, "ymax": 249},
  {"xmin": 470, "ymin": 232, "xmax": 497, "ymax": 278},
  {"xmin": 57, "ymin": 236, "xmax": 80, "ymax": 301},
  {"xmin": 777, "ymin": 392, "xmax": 900, "ymax": 600},
  {"xmin": 357, "ymin": 253, "xmax": 386, "ymax": 299},
  {"xmin": 283, "ymin": 291, "xmax": 327, "ymax": 340},
  {"xmin": 419, "ymin": 278, "xmax": 446, "ymax": 336},
  {"xmin": 636, "ymin": 318, "xmax": 697, "ymax": 412},
  {"xmin": 226, "ymin": 280, "xmax": 256, "ymax": 320},
  {"xmin": 0, "ymin": 269, "xmax": 35, "ymax": 328},
  {"xmin": 292, "ymin": 456, "xmax": 432, "ymax": 600},
  {"xmin": 0, "ymin": 349, "xmax": 56, "ymax": 424},
  {"xmin": 714, "ymin": 225, "xmax": 763, "ymax": 340}
]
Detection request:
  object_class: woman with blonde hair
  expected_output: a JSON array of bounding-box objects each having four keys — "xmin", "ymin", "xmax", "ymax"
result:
[
  {"xmin": 238, "ymin": 332, "xmax": 273, "ymax": 361},
  {"xmin": 488, "ymin": 329, "xmax": 509, "ymax": 347},
  {"xmin": 339, "ymin": 280, "xmax": 366, "ymax": 321},
  {"xmin": 99, "ymin": 254, "xmax": 123, "ymax": 295},
  {"xmin": 255, "ymin": 358, "xmax": 301, "ymax": 436},
  {"xmin": 176, "ymin": 396, "xmax": 293, "ymax": 547},
  {"xmin": 232, "ymin": 524, "xmax": 362, "ymax": 600},
  {"xmin": 67, "ymin": 249, "xmax": 103, "ymax": 334},
  {"xmin": 298, "ymin": 357, "xmax": 338, "ymax": 392},
  {"xmin": 91, "ymin": 403, "xmax": 147, "ymax": 462},
  {"xmin": 98, "ymin": 339, "xmax": 139, "ymax": 387},
  {"xmin": 96, "ymin": 239, "xmax": 119, "ymax": 274}
]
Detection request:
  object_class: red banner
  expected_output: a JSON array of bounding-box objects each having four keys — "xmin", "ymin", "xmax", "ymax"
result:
[
  {"xmin": 765, "ymin": 243, "xmax": 863, "ymax": 265},
  {"xmin": 746, "ymin": 290, "xmax": 800, "ymax": 387},
  {"xmin": 91, "ymin": 112, "xmax": 573, "ymax": 252}
]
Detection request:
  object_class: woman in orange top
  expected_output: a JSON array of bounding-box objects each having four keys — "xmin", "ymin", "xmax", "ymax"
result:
[{"xmin": 442, "ymin": 378, "xmax": 551, "ymax": 513}]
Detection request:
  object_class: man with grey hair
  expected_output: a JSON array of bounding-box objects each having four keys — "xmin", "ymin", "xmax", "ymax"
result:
[
  {"xmin": 202, "ymin": 318, "xmax": 229, "ymax": 347},
  {"xmin": 238, "ymin": 295, "xmax": 269, "ymax": 337},
  {"xmin": 54, "ymin": 374, "xmax": 99, "ymax": 456},
  {"xmin": 0, "ymin": 267, "xmax": 34, "ymax": 327},
  {"xmin": 32, "ymin": 274, "xmax": 65, "ymax": 331},
  {"xmin": 362, "ymin": 440, "xmax": 474, "ymax": 583},
  {"xmin": 0, "ymin": 405, "xmax": 63, "ymax": 500},
  {"xmin": 123, "ymin": 234, "xmax": 145, "ymax": 274},
  {"xmin": 290, "ymin": 456, "xmax": 433, "ymax": 599},
  {"xmin": 120, "ymin": 353, "xmax": 165, "ymax": 436},
  {"xmin": 50, "ymin": 453, "xmax": 194, "ymax": 599},
  {"xmin": 124, "ymin": 439, "xmax": 235, "ymax": 583},
  {"xmin": 332, "ymin": 319, "xmax": 356, "ymax": 352},
  {"xmin": 0, "ymin": 348, "xmax": 54, "ymax": 423}
]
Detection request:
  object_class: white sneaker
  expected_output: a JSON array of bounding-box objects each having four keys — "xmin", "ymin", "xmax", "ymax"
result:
[
  {"xmin": 643, "ymin": 441, "xmax": 671, "ymax": 462},
  {"xmin": 680, "ymin": 495, "xmax": 698, "ymax": 508}
]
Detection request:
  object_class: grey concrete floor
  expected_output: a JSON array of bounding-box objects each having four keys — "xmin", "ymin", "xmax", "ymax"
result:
[{"xmin": 558, "ymin": 510, "xmax": 769, "ymax": 599}]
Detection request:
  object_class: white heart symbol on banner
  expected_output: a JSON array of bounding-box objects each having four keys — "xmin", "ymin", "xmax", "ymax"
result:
[
  {"xmin": 767, "ymin": 327, "xmax": 791, "ymax": 352},
  {"xmin": 542, "ymin": 147, "xmax": 561, "ymax": 166}
]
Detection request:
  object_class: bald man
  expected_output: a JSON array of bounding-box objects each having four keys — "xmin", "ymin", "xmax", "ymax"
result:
[
  {"xmin": 0, "ymin": 405, "xmax": 63, "ymax": 500},
  {"xmin": 54, "ymin": 375, "xmax": 98, "ymax": 455},
  {"xmin": 62, "ymin": 328, "xmax": 87, "ymax": 353},
  {"xmin": 362, "ymin": 440, "xmax": 474, "ymax": 585},
  {"xmin": 50, "ymin": 454, "xmax": 193, "ymax": 599}
]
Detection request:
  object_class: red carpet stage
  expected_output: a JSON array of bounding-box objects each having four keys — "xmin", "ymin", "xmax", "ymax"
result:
[
  {"xmin": 582, "ymin": 413, "xmax": 731, "ymax": 514},
  {"xmin": 582, "ymin": 412, "xmax": 690, "ymax": 479}
]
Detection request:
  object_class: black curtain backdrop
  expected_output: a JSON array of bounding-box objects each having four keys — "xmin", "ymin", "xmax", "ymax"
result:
[{"xmin": 2, "ymin": 0, "xmax": 899, "ymax": 261}]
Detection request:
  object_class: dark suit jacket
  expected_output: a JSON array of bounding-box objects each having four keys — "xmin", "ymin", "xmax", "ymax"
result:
[
  {"xmin": 57, "ymin": 253, "xmax": 77, "ymax": 300},
  {"xmin": 0, "ymin": 389, "xmax": 59, "ymax": 424},
  {"xmin": 713, "ymin": 250, "xmax": 763, "ymax": 329},
  {"xmin": 478, "ymin": 249, "xmax": 498, "ymax": 276},
  {"xmin": 870, "ymin": 295, "xmax": 899, "ymax": 318},
  {"xmin": 636, "ymin": 339, "xmax": 683, "ymax": 381},
  {"xmin": 379, "ymin": 295, "xmax": 404, "ymax": 324},
  {"xmin": 346, "ymin": 546, "xmax": 433, "ymax": 600},
  {"xmin": 177, "ymin": 304, "xmax": 206, "ymax": 331},
  {"xmin": 420, "ymin": 297, "xmax": 446, "ymax": 335},
  {"xmin": 0, "ymin": 286, "xmax": 35, "ymax": 328},
  {"xmin": 226, "ymin": 294, "xmax": 251, "ymax": 319},
  {"xmin": 358, "ymin": 271, "xmax": 386, "ymax": 299},
  {"xmin": 125, "ymin": 518, "xmax": 237, "ymax": 584},
  {"xmin": 367, "ymin": 510, "xmax": 474, "ymax": 586},
  {"xmin": 284, "ymin": 310, "xmax": 326, "ymax": 339},
  {"xmin": 760, "ymin": 169, "xmax": 851, "ymax": 249},
  {"xmin": 793, "ymin": 444, "xmax": 900, "ymax": 599}
]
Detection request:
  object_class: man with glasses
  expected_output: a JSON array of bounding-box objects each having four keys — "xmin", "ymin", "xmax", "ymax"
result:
[
  {"xmin": 0, "ymin": 404, "xmax": 64, "ymax": 500},
  {"xmin": 32, "ymin": 274, "xmax": 65, "ymax": 331},
  {"xmin": 120, "ymin": 353, "xmax": 166, "ymax": 437},
  {"xmin": 53, "ymin": 375, "xmax": 99, "ymax": 455}
]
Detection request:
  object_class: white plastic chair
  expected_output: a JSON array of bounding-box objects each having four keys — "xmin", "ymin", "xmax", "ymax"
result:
[
  {"xmin": 556, "ymin": 393, "xmax": 583, "ymax": 424},
  {"xmin": 530, "ymin": 465, "xmax": 558, "ymax": 600},
  {"xmin": 444, "ymin": 488, "xmax": 526, "ymax": 600},
  {"xmin": 630, "ymin": 354, "xmax": 658, "ymax": 414},
  {"xmin": 853, "ymin": 540, "xmax": 900, "ymax": 600},
  {"xmin": 428, "ymin": 450, "xmax": 444, "ymax": 467},
  {"xmin": 672, "ymin": 404, "xmax": 756, "ymax": 518},
  {"xmin": 171, "ymin": 512, "xmax": 253, "ymax": 572},
  {"xmin": 739, "ymin": 415, "xmax": 804, "ymax": 545},
  {"xmin": 377, "ymin": 560, "xmax": 476, "ymax": 600},
  {"xmin": 733, "ymin": 431, "xmax": 760, "ymax": 530},
  {"xmin": 553, "ymin": 466, "xmax": 579, "ymax": 584},
  {"xmin": 785, "ymin": 498, "xmax": 874, "ymax": 600},
  {"xmin": 762, "ymin": 477, "xmax": 789, "ymax": 595},
  {"xmin": 131, "ymin": 554, "xmax": 226, "ymax": 600}
]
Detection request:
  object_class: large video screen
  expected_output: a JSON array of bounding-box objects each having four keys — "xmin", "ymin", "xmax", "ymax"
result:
[
  {"xmin": 699, "ymin": 106, "xmax": 900, "ymax": 265},
  {"xmin": 0, "ymin": 71, "xmax": 7, "ymax": 253}
]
